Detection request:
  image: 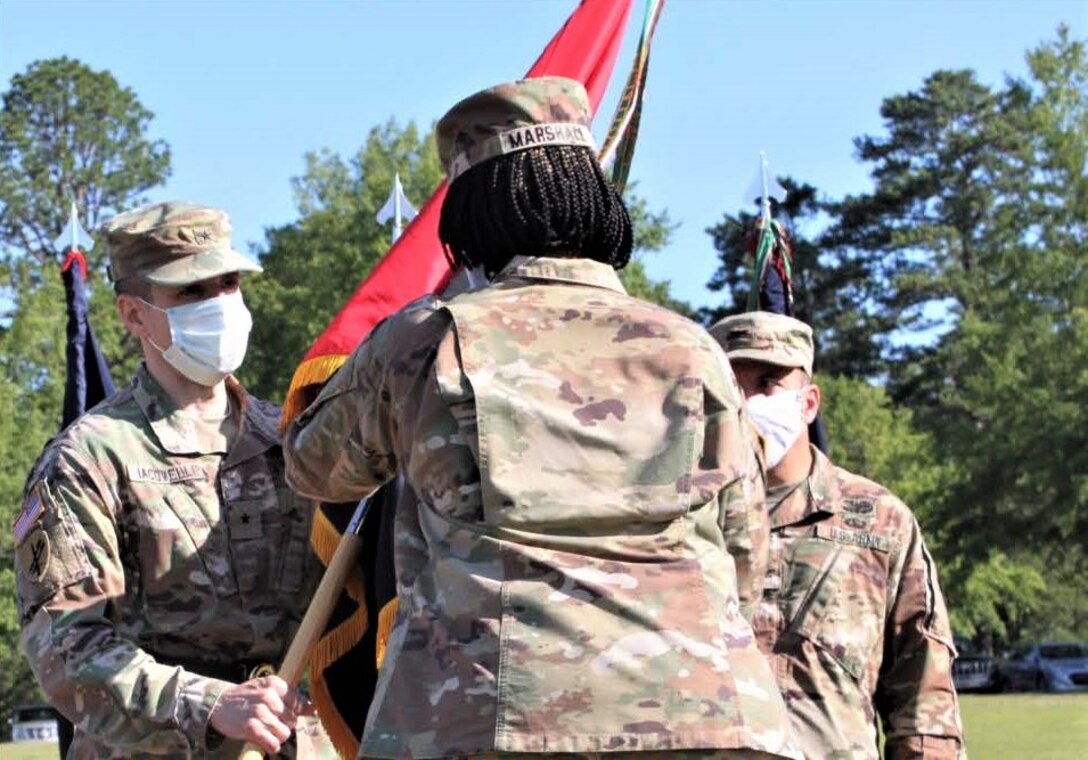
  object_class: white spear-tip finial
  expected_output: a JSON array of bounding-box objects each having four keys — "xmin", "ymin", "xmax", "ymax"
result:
[
  {"xmin": 744, "ymin": 151, "xmax": 788, "ymax": 222},
  {"xmin": 376, "ymin": 173, "xmax": 418, "ymax": 243},
  {"xmin": 53, "ymin": 201, "xmax": 94, "ymax": 254}
]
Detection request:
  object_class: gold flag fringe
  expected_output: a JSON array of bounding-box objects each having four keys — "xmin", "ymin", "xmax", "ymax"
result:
[
  {"xmin": 307, "ymin": 507, "xmax": 369, "ymax": 759},
  {"xmin": 279, "ymin": 353, "xmax": 350, "ymax": 434},
  {"xmin": 375, "ymin": 598, "xmax": 399, "ymax": 669}
]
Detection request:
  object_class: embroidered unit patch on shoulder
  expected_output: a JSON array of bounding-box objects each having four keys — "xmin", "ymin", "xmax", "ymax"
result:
[{"xmin": 19, "ymin": 526, "xmax": 51, "ymax": 582}]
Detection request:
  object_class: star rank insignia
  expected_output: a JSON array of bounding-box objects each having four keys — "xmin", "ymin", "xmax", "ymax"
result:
[{"xmin": 229, "ymin": 501, "xmax": 264, "ymax": 540}]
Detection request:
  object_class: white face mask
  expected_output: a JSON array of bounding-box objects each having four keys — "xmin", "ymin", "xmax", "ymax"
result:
[
  {"xmin": 745, "ymin": 389, "xmax": 807, "ymax": 469},
  {"xmin": 142, "ymin": 291, "xmax": 253, "ymax": 386}
]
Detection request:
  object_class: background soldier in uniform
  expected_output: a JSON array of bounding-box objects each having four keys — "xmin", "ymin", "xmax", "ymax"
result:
[
  {"xmin": 284, "ymin": 77, "xmax": 801, "ymax": 759},
  {"xmin": 13, "ymin": 202, "xmax": 319, "ymax": 758},
  {"xmin": 710, "ymin": 312, "xmax": 965, "ymax": 759}
]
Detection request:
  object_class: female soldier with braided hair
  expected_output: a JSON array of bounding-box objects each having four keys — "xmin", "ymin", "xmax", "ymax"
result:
[
  {"xmin": 439, "ymin": 138, "xmax": 633, "ymax": 277},
  {"xmin": 285, "ymin": 77, "xmax": 799, "ymax": 760}
]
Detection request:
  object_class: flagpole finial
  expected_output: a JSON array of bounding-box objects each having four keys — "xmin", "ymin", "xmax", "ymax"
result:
[
  {"xmin": 376, "ymin": 173, "xmax": 418, "ymax": 245},
  {"xmin": 53, "ymin": 201, "xmax": 94, "ymax": 258},
  {"xmin": 745, "ymin": 151, "xmax": 787, "ymax": 219}
]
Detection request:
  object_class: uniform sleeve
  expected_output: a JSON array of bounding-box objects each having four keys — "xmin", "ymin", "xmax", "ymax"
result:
[
  {"xmin": 284, "ymin": 325, "xmax": 397, "ymax": 503},
  {"xmin": 876, "ymin": 516, "xmax": 965, "ymax": 759},
  {"xmin": 700, "ymin": 344, "xmax": 769, "ymax": 621},
  {"xmin": 16, "ymin": 446, "xmax": 231, "ymax": 755}
]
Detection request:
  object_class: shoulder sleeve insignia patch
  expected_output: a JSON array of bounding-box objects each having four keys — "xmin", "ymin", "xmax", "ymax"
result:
[
  {"xmin": 18, "ymin": 527, "xmax": 51, "ymax": 582},
  {"xmin": 13, "ymin": 482, "xmax": 47, "ymax": 546}
]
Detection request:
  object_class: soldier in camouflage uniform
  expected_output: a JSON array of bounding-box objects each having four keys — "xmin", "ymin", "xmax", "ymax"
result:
[
  {"xmin": 284, "ymin": 77, "xmax": 801, "ymax": 760},
  {"xmin": 13, "ymin": 201, "xmax": 320, "ymax": 758},
  {"xmin": 709, "ymin": 312, "xmax": 965, "ymax": 759}
]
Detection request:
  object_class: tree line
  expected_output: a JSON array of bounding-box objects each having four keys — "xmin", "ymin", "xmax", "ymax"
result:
[{"xmin": 0, "ymin": 27, "xmax": 1083, "ymax": 727}]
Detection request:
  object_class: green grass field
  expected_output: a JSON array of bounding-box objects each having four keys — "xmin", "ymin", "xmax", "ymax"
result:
[
  {"xmin": 959, "ymin": 692, "xmax": 1088, "ymax": 759},
  {"xmin": 1, "ymin": 693, "xmax": 1086, "ymax": 759},
  {"xmin": 0, "ymin": 742, "xmax": 55, "ymax": 760}
]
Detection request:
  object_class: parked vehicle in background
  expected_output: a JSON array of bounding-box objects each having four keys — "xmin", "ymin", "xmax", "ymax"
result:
[
  {"xmin": 951, "ymin": 636, "xmax": 999, "ymax": 693},
  {"xmin": 8, "ymin": 703, "xmax": 60, "ymax": 743},
  {"xmin": 996, "ymin": 641, "xmax": 1088, "ymax": 693}
]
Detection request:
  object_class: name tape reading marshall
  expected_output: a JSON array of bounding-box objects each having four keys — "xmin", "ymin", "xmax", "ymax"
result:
[
  {"xmin": 448, "ymin": 122, "xmax": 596, "ymax": 180},
  {"xmin": 498, "ymin": 122, "xmax": 594, "ymax": 154}
]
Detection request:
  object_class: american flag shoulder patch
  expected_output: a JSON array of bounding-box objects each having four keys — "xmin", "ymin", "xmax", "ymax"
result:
[{"xmin": 13, "ymin": 481, "xmax": 47, "ymax": 546}]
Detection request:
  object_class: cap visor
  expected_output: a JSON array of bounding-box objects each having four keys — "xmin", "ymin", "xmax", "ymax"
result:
[
  {"xmin": 142, "ymin": 248, "xmax": 263, "ymax": 286},
  {"xmin": 724, "ymin": 348, "xmax": 805, "ymax": 372}
]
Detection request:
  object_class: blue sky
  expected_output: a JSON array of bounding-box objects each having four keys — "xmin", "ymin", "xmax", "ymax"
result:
[{"xmin": 1, "ymin": 0, "xmax": 1084, "ymax": 309}]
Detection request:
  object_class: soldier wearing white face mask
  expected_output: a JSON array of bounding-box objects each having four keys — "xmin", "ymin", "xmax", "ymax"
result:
[
  {"xmin": 135, "ymin": 288, "xmax": 254, "ymax": 387},
  {"xmin": 708, "ymin": 312, "xmax": 964, "ymax": 760},
  {"xmin": 13, "ymin": 201, "xmax": 322, "ymax": 758}
]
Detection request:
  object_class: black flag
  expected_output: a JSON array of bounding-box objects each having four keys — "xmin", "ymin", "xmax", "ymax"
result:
[{"xmin": 61, "ymin": 250, "xmax": 115, "ymax": 427}]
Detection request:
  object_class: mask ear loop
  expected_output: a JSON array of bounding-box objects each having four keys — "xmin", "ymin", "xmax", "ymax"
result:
[
  {"xmin": 146, "ymin": 335, "xmax": 169, "ymax": 355},
  {"xmin": 797, "ymin": 383, "xmax": 818, "ymax": 426},
  {"xmin": 134, "ymin": 297, "xmax": 172, "ymax": 355},
  {"xmin": 136, "ymin": 296, "xmax": 165, "ymax": 313}
]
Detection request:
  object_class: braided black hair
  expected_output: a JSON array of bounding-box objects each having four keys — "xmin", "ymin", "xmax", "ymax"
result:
[{"xmin": 438, "ymin": 144, "xmax": 633, "ymax": 278}]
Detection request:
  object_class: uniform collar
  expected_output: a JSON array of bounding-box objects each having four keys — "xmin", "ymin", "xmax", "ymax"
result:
[
  {"xmin": 768, "ymin": 445, "xmax": 841, "ymax": 529},
  {"xmin": 133, "ymin": 365, "xmax": 276, "ymax": 461},
  {"xmin": 494, "ymin": 255, "xmax": 627, "ymax": 293},
  {"xmin": 223, "ymin": 391, "xmax": 280, "ymax": 469}
]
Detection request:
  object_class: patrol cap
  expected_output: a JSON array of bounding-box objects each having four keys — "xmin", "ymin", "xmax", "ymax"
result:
[
  {"xmin": 709, "ymin": 312, "xmax": 815, "ymax": 376},
  {"xmin": 102, "ymin": 201, "xmax": 263, "ymax": 286},
  {"xmin": 435, "ymin": 76, "xmax": 595, "ymax": 182}
]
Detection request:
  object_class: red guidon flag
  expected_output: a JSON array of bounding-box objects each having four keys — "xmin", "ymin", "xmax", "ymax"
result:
[{"xmin": 281, "ymin": 0, "xmax": 633, "ymax": 426}]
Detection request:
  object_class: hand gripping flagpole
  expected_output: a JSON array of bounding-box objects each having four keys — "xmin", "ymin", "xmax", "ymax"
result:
[{"xmin": 238, "ymin": 496, "xmax": 374, "ymax": 760}]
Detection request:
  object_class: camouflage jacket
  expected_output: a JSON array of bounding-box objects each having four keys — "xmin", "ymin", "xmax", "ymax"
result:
[
  {"xmin": 285, "ymin": 256, "xmax": 801, "ymax": 759},
  {"xmin": 14, "ymin": 365, "xmax": 317, "ymax": 759},
  {"xmin": 753, "ymin": 446, "xmax": 964, "ymax": 759}
]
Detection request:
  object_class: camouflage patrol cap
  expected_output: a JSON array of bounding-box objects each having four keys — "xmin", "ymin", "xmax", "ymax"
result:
[
  {"xmin": 102, "ymin": 201, "xmax": 262, "ymax": 286},
  {"xmin": 435, "ymin": 76, "xmax": 595, "ymax": 181},
  {"xmin": 709, "ymin": 312, "xmax": 815, "ymax": 376}
]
